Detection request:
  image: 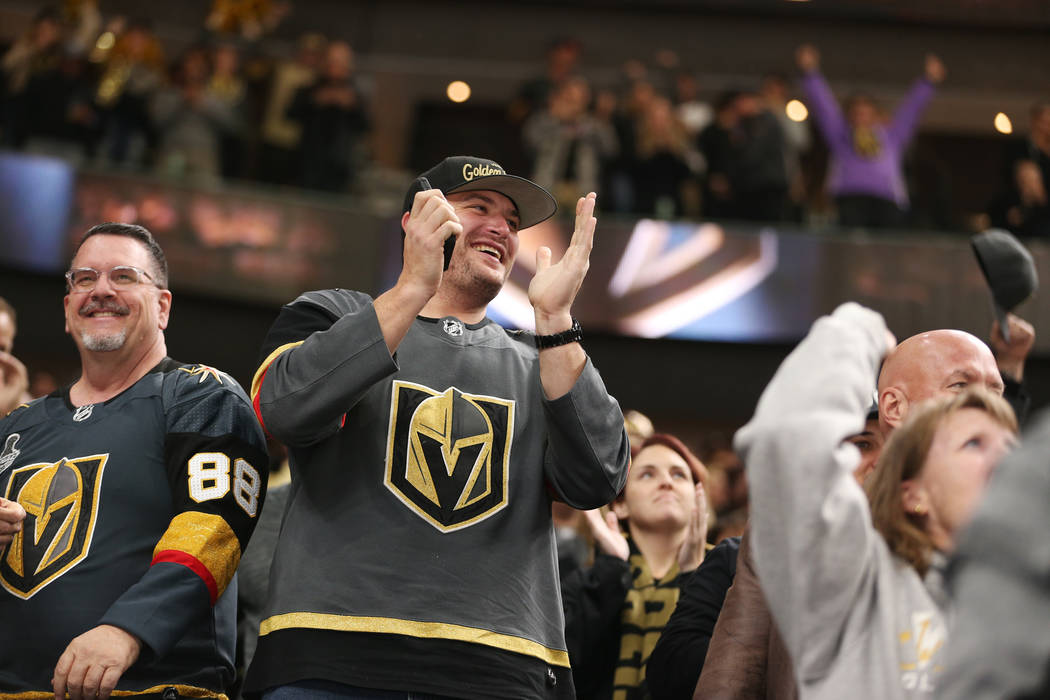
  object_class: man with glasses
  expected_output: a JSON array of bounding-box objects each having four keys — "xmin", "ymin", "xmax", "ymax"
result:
[{"xmin": 0, "ymin": 223, "xmax": 268, "ymax": 699}]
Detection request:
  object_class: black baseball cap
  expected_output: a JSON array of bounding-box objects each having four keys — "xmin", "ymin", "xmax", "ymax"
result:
[
  {"xmin": 971, "ymin": 229, "xmax": 1038, "ymax": 341},
  {"xmin": 402, "ymin": 156, "xmax": 557, "ymax": 230}
]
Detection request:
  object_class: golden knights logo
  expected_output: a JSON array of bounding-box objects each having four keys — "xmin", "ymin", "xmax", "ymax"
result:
[
  {"xmin": 385, "ymin": 381, "xmax": 513, "ymax": 532},
  {"xmin": 1, "ymin": 454, "xmax": 107, "ymax": 599},
  {"xmin": 898, "ymin": 610, "xmax": 946, "ymax": 692}
]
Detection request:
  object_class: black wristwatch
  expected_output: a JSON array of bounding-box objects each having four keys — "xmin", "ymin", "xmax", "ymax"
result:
[{"xmin": 534, "ymin": 318, "xmax": 583, "ymax": 349}]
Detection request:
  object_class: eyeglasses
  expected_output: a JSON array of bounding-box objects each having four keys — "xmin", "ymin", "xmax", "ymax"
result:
[{"xmin": 65, "ymin": 266, "xmax": 159, "ymax": 292}]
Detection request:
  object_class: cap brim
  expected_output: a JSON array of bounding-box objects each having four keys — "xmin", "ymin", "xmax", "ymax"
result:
[{"xmin": 447, "ymin": 174, "xmax": 557, "ymax": 230}]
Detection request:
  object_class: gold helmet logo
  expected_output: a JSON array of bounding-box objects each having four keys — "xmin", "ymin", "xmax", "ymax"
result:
[
  {"xmin": 386, "ymin": 381, "xmax": 513, "ymax": 532},
  {"xmin": 1, "ymin": 455, "xmax": 107, "ymax": 599}
]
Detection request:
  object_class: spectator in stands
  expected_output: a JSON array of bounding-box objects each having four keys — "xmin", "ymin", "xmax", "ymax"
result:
[
  {"xmin": 698, "ymin": 91, "xmax": 739, "ymax": 220},
  {"xmin": 740, "ymin": 303, "xmax": 1016, "ymax": 700},
  {"xmin": 664, "ymin": 311, "xmax": 1031, "ymax": 700},
  {"xmin": 989, "ymin": 102, "xmax": 1050, "ymax": 239},
  {"xmin": 257, "ymin": 33, "xmax": 325, "ymax": 185},
  {"xmin": 658, "ymin": 318, "xmax": 1028, "ymax": 700},
  {"xmin": 524, "ymin": 75, "xmax": 618, "ymax": 211},
  {"xmin": 288, "ymin": 40, "xmax": 369, "ymax": 192},
  {"xmin": 153, "ymin": 45, "xmax": 237, "ymax": 180},
  {"xmin": 563, "ymin": 433, "xmax": 708, "ymax": 699},
  {"xmin": 727, "ymin": 90, "xmax": 790, "ymax": 222},
  {"xmin": 59, "ymin": 0, "xmax": 103, "ymax": 57},
  {"xmin": 509, "ymin": 36, "xmax": 582, "ymax": 125},
  {"xmin": 206, "ymin": 0, "xmax": 290, "ymax": 42},
  {"xmin": 632, "ymin": 95, "xmax": 697, "ymax": 218},
  {"xmin": 605, "ymin": 76, "xmax": 656, "ymax": 213},
  {"xmin": 938, "ymin": 407, "xmax": 1050, "ymax": 700},
  {"xmin": 14, "ymin": 46, "xmax": 98, "ymax": 164},
  {"xmin": 0, "ymin": 297, "xmax": 29, "ymax": 416},
  {"xmin": 761, "ymin": 72, "xmax": 811, "ymax": 221},
  {"xmin": 207, "ymin": 42, "xmax": 247, "ymax": 178},
  {"xmin": 95, "ymin": 19, "xmax": 166, "ymax": 166},
  {"xmin": 796, "ymin": 45, "xmax": 945, "ymax": 228},
  {"xmin": 674, "ymin": 71, "xmax": 713, "ymax": 141},
  {"xmin": 2, "ymin": 7, "xmax": 65, "ymax": 147},
  {"xmin": 650, "ymin": 408, "xmax": 882, "ymax": 700}
]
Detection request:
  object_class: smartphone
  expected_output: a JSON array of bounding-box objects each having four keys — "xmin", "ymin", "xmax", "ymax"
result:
[{"xmin": 417, "ymin": 177, "xmax": 456, "ymax": 270}]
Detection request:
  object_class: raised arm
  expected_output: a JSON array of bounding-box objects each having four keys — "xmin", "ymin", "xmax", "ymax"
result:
[
  {"xmin": 735, "ymin": 302, "xmax": 892, "ymax": 682},
  {"xmin": 529, "ymin": 193, "xmax": 596, "ymax": 399},
  {"xmin": 529, "ymin": 193, "xmax": 630, "ymax": 507},
  {"xmin": 376, "ymin": 189, "xmax": 462, "ymax": 353},
  {"xmin": 886, "ymin": 54, "xmax": 942, "ymax": 149},
  {"xmin": 252, "ymin": 189, "xmax": 461, "ymax": 445},
  {"xmin": 796, "ymin": 45, "xmax": 850, "ymax": 148}
]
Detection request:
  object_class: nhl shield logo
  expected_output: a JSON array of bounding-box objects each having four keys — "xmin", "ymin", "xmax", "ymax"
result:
[
  {"xmin": 1, "ymin": 454, "xmax": 107, "ymax": 599},
  {"xmin": 442, "ymin": 319, "xmax": 464, "ymax": 337},
  {"xmin": 385, "ymin": 381, "xmax": 513, "ymax": 532}
]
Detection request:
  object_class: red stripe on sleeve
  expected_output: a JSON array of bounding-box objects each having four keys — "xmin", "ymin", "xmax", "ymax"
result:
[
  {"xmin": 252, "ymin": 368, "xmax": 269, "ymax": 433},
  {"xmin": 152, "ymin": 549, "xmax": 219, "ymax": 605}
]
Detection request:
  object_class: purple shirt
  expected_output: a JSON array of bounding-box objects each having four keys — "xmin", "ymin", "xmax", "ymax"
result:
[{"xmin": 802, "ymin": 71, "xmax": 935, "ymax": 207}]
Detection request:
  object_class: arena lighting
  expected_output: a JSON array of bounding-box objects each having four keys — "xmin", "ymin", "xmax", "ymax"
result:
[
  {"xmin": 786, "ymin": 99, "xmax": 808, "ymax": 122},
  {"xmin": 447, "ymin": 81, "xmax": 472, "ymax": 103},
  {"xmin": 994, "ymin": 112, "xmax": 1013, "ymax": 134}
]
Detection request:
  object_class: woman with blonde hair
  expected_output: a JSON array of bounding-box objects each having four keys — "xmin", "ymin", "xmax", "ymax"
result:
[
  {"xmin": 866, "ymin": 390, "xmax": 1016, "ymax": 578},
  {"xmin": 739, "ymin": 303, "xmax": 1017, "ymax": 700}
]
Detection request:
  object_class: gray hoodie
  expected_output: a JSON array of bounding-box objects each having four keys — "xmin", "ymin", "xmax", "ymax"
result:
[{"xmin": 736, "ymin": 303, "xmax": 952, "ymax": 699}]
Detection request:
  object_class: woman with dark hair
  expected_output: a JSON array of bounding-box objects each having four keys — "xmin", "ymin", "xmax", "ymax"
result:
[
  {"xmin": 739, "ymin": 303, "xmax": 1017, "ymax": 700},
  {"xmin": 562, "ymin": 433, "xmax": 709, "ymax": 699}
]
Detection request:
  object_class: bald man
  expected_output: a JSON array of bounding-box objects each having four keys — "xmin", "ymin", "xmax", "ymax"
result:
[
  {"xmin": 878, "ymin": 329, "xmax": 1004, "ymax": 432},
  {"xmin": 879, "ymin": 313, "xmax": 1034, "ymax": 432},
  {"xmin": 653, "ymin": 317, "xmax": 1031, "ymax": 700}
]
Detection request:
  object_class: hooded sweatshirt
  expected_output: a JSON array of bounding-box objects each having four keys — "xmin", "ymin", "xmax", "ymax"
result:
[{"xmin": 736, "ymin": 303, "xmax": 953, "ymax": 699}]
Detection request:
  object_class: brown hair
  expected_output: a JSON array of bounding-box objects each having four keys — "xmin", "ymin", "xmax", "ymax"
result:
[
  {"xmin": 865, "ymin": 388, "xmax": 1017, "ymax": 576},
  {"xmin": 635, "ymin": 433, "xmax": 708, "ymax": 488},
  {"xmin": 76, "ymin": 223, "xmax": 169, "ymax": 289}
]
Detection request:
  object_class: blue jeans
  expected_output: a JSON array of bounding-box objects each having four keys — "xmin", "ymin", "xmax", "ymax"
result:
[{"xmin": 262, "ymin": 679, "xmax": 457, "ymax": 700}]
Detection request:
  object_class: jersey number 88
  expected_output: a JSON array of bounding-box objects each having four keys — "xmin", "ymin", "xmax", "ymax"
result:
[{"xmin": 187, "ymin": 452, "xmax": 261, "ymax": 517}]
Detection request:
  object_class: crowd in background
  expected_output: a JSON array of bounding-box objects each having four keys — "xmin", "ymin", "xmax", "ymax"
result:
[
  {"xmin": 2, "ymin": 3, "xmax": 1049, "ymax": 236},
  {"xmin": 1, "ymin": 6, "xmax": 1049, "ymax": 695},
  {"xmin": 0, "ymin": 1, "xmax": 369, "ymax": 191}
]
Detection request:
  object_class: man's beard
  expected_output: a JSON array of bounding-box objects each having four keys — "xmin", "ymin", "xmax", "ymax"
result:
[
  {"xmin": 77, "ymin": 299, "xmax": 131, "ymax": 352},
  {"xmin": 81, "ymin": 328, "xmax": 127, "ymax": 352},
  {"xmin": 445, "ymin": 256, "xmax": 506, "ymax": 306}
]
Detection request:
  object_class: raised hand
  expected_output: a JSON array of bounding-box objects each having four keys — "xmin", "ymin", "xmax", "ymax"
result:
[
  {"xmin": 677, "ymin": 481, "xmax": 709, "ymax": 572},
  {"xmin": 991, "ymin": 313, "xmax": 1035, "ymax": 380},
  {"xmin": 528, "ymin": 192, "xmax": 596, "ymax": 330},
  {"xmin": 583, "ymin": 507, "xmax": 629, "ymax": 561},
  {"xmin": 399, "ymin": 189, "xmax": 462, "ymax": 302},
  {"xmin": 796, "ymin": 44, "xmax": 820, "ymax": 73},
  {"xmin": 924, "ymin": 54, "xmax": 946, "ymax": 84}
]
